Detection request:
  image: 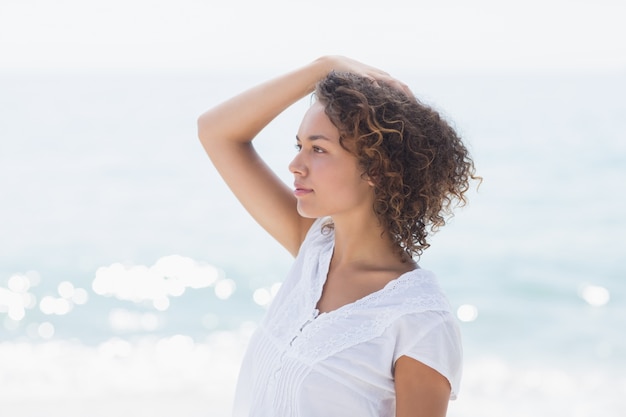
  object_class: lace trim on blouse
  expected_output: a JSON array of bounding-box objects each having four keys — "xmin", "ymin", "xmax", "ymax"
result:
[{"xmin": 262, "ymin": 217, "xmax": 451, "ymax": 364}]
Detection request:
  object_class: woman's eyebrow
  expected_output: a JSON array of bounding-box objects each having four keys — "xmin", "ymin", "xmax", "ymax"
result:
[{"xmin": 295, "ymin": 134, "xmax": 332, "ymax": 142}]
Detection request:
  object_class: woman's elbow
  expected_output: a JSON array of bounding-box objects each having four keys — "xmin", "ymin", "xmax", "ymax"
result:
[
  {"xmin": 197, "ymin": 112, "xmax": 210, "ymax": 139},
  {"xmin": 197, "ymin": 112, "xmax": 218, "ymax": 149}
]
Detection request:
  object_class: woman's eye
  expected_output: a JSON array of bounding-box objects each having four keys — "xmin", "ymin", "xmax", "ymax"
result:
[{"xmin": 294, "ymin": 144, "xmax": 324, "ymax": 153}]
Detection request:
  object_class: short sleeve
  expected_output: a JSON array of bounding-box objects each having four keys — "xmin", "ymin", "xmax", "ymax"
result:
[{"xmin": 392, "ymin": 310, "xmax": 463, "ymax": 400}]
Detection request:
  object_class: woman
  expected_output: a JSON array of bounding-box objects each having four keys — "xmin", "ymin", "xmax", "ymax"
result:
[{"xmin": 197, "ymin": 56, "xmax": 478, "ymax": 417}]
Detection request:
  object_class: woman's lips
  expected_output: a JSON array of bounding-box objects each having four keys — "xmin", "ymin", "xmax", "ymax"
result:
[{"xmin": 294, "ymin": 183, "xmax": 313, "ymax": 197}]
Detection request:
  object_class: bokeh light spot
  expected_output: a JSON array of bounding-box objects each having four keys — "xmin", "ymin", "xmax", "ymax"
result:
[
  {"xmin": 39, "ymin": 296, "xmax": 57, "ymax": 315},
  {"xmin": 579, "ymin": 284, "xmax": 610, "ymax": 307},
  {"xmin": 71, "ymin": 288, "xmax": 89, "ymax": 305},
  {"xmin": 38, "ymin": 322, "xmax": 55, "ymax": 339},
  {"xmin": 8, "ymin": 274, "xmax": 30, "ymax": 293},
  {"xmin": 214, "ymin": 279, "xmax": 236, "ymax": 300},
  {"xmin": 58, "ymin": 281, "xmax": 75, "ymax": 299},
  {"xmin": 109, "ymin": 308, "xmax": 161, "ymax": 333},
  {"xmin": 91, "ymin": 255, "xmax": 222, "ymax": 308},
  {"xmin": 457, "ymin": 304, "xmax": 479, "ymax": 322},
  {"xmin": 8, "ymin": 305, "xmax": 25, "ymax": 321},
  {"xmin": 253, "ymin": 288, "xmax": 272, "ymax": 307}
]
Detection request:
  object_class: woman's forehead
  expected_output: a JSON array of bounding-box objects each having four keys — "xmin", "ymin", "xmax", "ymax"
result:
[{"xmin": 297, "ymin": 102, "xmax": 340, "ymax": 141}]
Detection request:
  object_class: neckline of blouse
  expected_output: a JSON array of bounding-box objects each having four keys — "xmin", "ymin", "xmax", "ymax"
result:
[{"xmin": 312, "ymin": 236, "xmax": 422, "ymax": 319}]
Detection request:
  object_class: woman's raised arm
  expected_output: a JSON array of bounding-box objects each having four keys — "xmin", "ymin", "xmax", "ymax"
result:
[
  {"xmin": 197, "ymin": 56, "xmax": 406, "ymax": 256},
  {"xmin": 197, "ymin": 57, "xmax": 334, "ymax": 256}
]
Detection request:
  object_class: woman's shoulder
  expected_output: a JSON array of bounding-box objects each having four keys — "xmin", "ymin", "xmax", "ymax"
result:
[{"xmin": 376, "ymin": 267, "xmax": 452, "ymax": 313}]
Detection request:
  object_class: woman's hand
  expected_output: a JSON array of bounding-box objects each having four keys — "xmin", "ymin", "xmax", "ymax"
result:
[{"xmin": 318, "ymin": 55, "xmax": 413, "ymax": 97}]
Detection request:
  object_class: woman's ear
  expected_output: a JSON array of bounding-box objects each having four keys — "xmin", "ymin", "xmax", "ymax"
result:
[{"xmin": 362, "ymin": 173, "xmax": 375, "ymax": 187}]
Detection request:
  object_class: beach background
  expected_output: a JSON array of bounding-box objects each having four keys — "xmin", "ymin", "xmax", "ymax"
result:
[{"xmin": 1, "ymin": 1, "xmax": 625, "ymax": 416}]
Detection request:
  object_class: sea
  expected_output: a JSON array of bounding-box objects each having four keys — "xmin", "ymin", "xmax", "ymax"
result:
[{"xmin": 1, "ymin": 68, "xmax": 624, "ymax": 417}]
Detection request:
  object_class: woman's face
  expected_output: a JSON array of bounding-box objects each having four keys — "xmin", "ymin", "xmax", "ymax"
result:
[{"xmin": 289, "ymin": 101, "xmax": 374, "ymax": 219}]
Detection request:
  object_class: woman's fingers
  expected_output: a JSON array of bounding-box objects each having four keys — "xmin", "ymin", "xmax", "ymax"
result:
[{"xmin": 325, "ymin": 55, "xmax": 414, "ymax": 97}]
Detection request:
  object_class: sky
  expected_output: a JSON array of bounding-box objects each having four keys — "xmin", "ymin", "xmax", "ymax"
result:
[{"xmin": 0, "ymin": 0, "xmax": 625, "ymax": 73}]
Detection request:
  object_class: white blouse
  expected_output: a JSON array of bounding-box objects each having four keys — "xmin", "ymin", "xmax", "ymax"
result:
[{"xmin": 232, "ymin": 218, "xmax": 462, "ymax": 417}]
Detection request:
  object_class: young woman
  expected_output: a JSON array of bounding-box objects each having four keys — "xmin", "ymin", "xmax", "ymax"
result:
[{"xmin": 197, "ymin": 56, "xmax": 478, "ymax": 417}]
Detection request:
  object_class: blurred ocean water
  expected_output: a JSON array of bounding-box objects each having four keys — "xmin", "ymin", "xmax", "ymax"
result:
[{"xmin": 0, "ymin": 70, "xmax": 625, "ymax": 416}]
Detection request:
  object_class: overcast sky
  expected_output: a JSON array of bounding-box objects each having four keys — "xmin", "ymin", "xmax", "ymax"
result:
[{"xmin": 1, "ymin": 0, "xmax": 624, "ymax": 73}]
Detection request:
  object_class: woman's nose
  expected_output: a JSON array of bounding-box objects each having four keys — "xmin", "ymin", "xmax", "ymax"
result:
[{"xmin": 288, "ymin": 152, "xmax": 306, "ymax": 175}]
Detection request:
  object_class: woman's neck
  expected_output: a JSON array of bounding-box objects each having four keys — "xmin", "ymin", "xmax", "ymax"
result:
[{"xmin": 329, "ymin": 212, "xmax": 409, "ymax": 271}]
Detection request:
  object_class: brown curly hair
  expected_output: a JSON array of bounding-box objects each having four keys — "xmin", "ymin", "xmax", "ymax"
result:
[{"xmin": 314, "ymin": 71, "xmax": 479, "ymax": 259}]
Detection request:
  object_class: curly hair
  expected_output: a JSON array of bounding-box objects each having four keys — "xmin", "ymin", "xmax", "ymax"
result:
[{"xmin": 314, "ymin": 71, "xmax": 479, "ymax": 259}]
